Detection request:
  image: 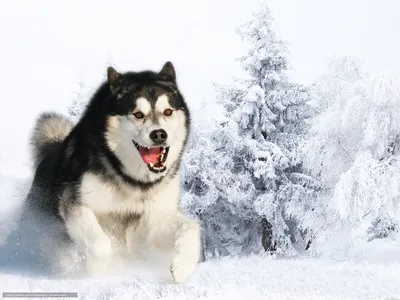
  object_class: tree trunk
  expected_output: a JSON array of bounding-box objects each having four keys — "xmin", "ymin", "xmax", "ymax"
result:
[{"xmin": 261, "ymin": 218, "xmax": 276, "ymax": 252}]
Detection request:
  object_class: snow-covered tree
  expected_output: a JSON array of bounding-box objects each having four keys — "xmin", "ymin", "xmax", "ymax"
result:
[
  {"xmin": 182, "ymin": 2, "xmax": 318, "ymax": 257},
  {"xmin": 301, "ymin": 56, "xmax": 400, "ymax": 257},
  {"xmin": 67, "ymin": 81, "xmax": 92, "ymax": 122},
  {"xmin": 302, "ymin": 56, "xmax": 368, "ymax": 188}
]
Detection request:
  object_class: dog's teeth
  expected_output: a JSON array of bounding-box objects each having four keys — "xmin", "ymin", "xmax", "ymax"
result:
[{"xmin": 149, "ymin": 162, "xmax": 154, "ymax": 168}]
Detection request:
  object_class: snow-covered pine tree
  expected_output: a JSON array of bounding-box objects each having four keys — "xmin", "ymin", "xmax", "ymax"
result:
[{"xmin": 182, "ymin": 2, "xmax": 318, "ymax": 257}]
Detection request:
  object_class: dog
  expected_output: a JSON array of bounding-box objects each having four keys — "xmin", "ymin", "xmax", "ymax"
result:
[{"xmin": 24, "ymin": 62, "xmax": 201, "ymax": 282}]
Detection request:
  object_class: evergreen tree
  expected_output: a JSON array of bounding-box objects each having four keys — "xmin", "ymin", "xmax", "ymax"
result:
[{"xmin": 183, "ymin": 2, "xmax": 317, "ymax": 257}]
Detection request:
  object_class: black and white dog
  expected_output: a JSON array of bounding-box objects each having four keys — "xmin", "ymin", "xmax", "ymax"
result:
[{"xmin": 26, "ymin": 62, "xmax": 201, "ymax": 282}]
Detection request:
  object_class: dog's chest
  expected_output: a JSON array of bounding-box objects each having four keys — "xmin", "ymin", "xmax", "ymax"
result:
[
  {"xmin": 79, "ymin": 173, "xmax": 147, "ymax": 215},
  {"xmin": 79, "ymin": 173, "xmax": 179, "ymax": 216}
]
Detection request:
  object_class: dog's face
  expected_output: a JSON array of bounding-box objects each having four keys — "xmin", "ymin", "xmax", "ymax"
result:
[{"xmin": 104, "ymin": 62, "xmax": 190, "ymax": 182}]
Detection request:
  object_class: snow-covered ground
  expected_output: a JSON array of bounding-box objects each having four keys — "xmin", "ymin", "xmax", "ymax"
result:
[
  {"xmin": 0, "ymin": 174, "xmax": 399, "ymax": 300},
  {"xmin": 1, "ymin": 253, "xmax": 399, "ymax": 299}
]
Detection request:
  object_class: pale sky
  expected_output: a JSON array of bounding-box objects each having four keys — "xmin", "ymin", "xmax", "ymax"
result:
[
  {"xmin": 268, "ymin": 0, "xmax": 400, "ymax": 83},
  {"xmin": 0, "ymin": 0, "xmax": 399, "ymax": 176}
]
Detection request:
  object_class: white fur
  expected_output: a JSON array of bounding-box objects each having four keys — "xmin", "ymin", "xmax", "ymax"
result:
[
  {"xmin": 74, "ymin": 172, "xmax": 201, "ymax": 282},
  {"xmin": 31, "ymin": 113, "xmax": 73, "ymax": 168},
  {"xmin": 80, "ymin": 173, "xmax": 179, "ymax": 216},
  {"xmin": 155, "ymin": 94, "xmax": 172, "ymax": 112},
  {"xmin": 135, "ymin": 97, "xmax": 151, "ymax": 115},
  {"xmin": 63, "ymin": 205, "xmax": 112, "ymax": 275},
  {"xmin": 105, "ymin": 116, "xmax": 120, "ymax": 152}
]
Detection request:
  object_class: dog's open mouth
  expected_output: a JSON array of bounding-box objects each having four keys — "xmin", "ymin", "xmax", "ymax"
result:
[{"xmin": 132, "ymin": 140, "xmax": 170, "ymax": 173}]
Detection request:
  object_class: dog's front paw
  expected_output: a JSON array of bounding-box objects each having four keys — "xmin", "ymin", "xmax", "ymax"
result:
[
  {"xmin": 170, "ymin": 225, "xmax": 201, "ymax": 283},
  {"xmin": 170, "ymin": 252, "xmax": 198, "ymax": 283}
]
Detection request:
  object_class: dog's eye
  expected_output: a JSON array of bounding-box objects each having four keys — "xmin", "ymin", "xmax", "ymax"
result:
[
  {"xmin": 164, "ymin": 109, "xmax": 173, "ymax": 116},
  {"xmin": 133, "ymin": 111, "xmax": 144, "ymax": 119}
]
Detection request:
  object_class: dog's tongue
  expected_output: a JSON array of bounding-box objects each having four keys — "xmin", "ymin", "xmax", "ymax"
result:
[{"xmin": 139, "ymin": 147, "xmax": 161, "ymax": 164}]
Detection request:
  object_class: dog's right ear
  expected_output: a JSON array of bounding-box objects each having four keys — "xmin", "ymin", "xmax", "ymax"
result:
[{"xmin": 107, "ymin": 67, "xmax": 121, "ymax": 91}]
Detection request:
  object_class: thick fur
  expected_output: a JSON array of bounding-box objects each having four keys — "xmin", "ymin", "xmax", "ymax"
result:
[
  {"xmin": 25, "ymin": 62, "xmax": 201, "ymax": 282},
  {"xmin": 30, "ymin": 113, "xmax": 73, "ymax": 168}
]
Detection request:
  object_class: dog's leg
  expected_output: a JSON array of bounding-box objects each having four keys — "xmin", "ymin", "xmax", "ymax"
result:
[
  {"xmin": 147, "ymin": 212, "xmax": 201, "ymax": 283},
  {"xmin": 60, "ymin": 204, "xmax": 112, "ymax": 275}
]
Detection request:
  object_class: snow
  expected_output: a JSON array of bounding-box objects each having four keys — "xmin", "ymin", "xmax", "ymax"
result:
[{"xmin": 0, "ymin": 252, "xmax": 399, "ymax": 299}]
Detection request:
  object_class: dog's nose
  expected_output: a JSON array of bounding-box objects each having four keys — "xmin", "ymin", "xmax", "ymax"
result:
[{"xmin": 150, "ymin": 129, "xmax": 168, "ymax": 143}]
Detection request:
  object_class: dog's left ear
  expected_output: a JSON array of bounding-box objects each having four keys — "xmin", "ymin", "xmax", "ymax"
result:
[
  {"xmin": 107, "ymin": 67, "xmax": 121, "ymax": 90},
  {"xmin": 159, "ymin": 61, "xmax": 176, "ymax": 80}
]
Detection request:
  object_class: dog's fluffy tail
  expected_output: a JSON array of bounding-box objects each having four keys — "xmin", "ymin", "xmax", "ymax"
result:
[{"xmin": 30, "ymin": 112, "xmax": 73, "ymax": 168}]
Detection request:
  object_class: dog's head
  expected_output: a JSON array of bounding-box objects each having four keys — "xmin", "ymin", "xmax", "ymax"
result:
[{"xmin": 104, "ymin": 62, "xmax": 190, "ymax": 182}]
